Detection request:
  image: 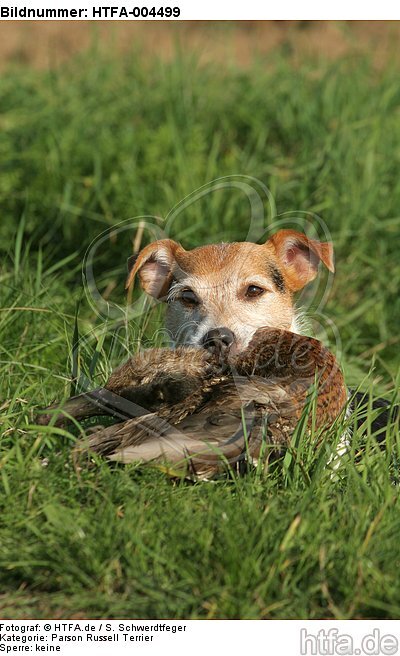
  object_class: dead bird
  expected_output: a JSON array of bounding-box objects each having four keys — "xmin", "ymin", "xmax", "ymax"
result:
[
  {"xmin": 37, "ymin": 346, "xmax": 215, "ymax": 428},
  {"xmin": 37, "ymin": 328, "xmax": 347, "ymax": 478}
]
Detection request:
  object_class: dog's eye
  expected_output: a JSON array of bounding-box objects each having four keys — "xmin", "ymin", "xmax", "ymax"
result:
[
  {"xmin": 245, "ymin": 285, "xmax": 265, "ymax": 298},
  {"xmin": 180, "ymin": 289, "xmax": 199, "ymax": 307}
]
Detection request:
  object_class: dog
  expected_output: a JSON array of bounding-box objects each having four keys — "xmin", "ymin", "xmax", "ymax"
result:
[
  {"xmin": 126, "ymin": 229, "xmax": 396, "ymax": 439},
  {"xmin": 126, "ymin": 229, "xmax": 333, "ymax": 353}
]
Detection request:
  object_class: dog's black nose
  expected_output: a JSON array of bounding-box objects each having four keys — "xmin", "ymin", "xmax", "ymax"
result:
[{"xmin": 201, "ymin": 327, "xmax": 235, "ymax": 355}]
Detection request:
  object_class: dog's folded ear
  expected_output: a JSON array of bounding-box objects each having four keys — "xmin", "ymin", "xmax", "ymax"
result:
[
  {"xmin": 267, "ymin": 229, "xmax": 334, "ymax": 291},
  {"xmin": 126, "ymin": 239, "xmax": 184, "ymax": 300}
]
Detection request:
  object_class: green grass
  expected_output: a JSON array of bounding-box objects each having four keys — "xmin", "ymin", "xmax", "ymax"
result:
[{"xmin": 0, "ymin": 45, "xmax": 399, "ymax": 619}]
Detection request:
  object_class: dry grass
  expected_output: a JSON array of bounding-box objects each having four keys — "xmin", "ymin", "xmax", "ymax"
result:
[{"xmin": 1, "ymin": 21, "xmax": 400, "ymax": 70}]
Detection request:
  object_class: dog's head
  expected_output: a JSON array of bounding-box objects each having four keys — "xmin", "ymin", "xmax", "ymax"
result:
[{"xmin": 126, "ymin": 230, "xmax": 334, "ymax": 353}]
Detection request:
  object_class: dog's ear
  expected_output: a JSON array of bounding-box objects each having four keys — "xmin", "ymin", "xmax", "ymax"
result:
[
  {"xmin": 126, "ymin": 239, "xmax": 183, "ymax": 300},
  {"xmin": 267, "ymin": 229, "xmax": 334, "ymax": 291}
]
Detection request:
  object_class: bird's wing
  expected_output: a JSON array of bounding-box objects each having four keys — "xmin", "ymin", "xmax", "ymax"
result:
[{"xmin": 77, "ymin": 377, "xmax": 300, "ymax": 479}]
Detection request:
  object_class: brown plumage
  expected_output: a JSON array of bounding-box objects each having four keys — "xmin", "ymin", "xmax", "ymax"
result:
[{"xmin": 37, "ymin": 328, "xmax": 347, "ymax": 479}]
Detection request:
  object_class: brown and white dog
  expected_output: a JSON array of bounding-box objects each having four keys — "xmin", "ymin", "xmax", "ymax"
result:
[
  {"xmin": 126, "ymin": 229, "xmax": 334, "ymax": 355},
  {"xmin": 126, "ymin": 228, "xmax": 397, "ymax": 440}
]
